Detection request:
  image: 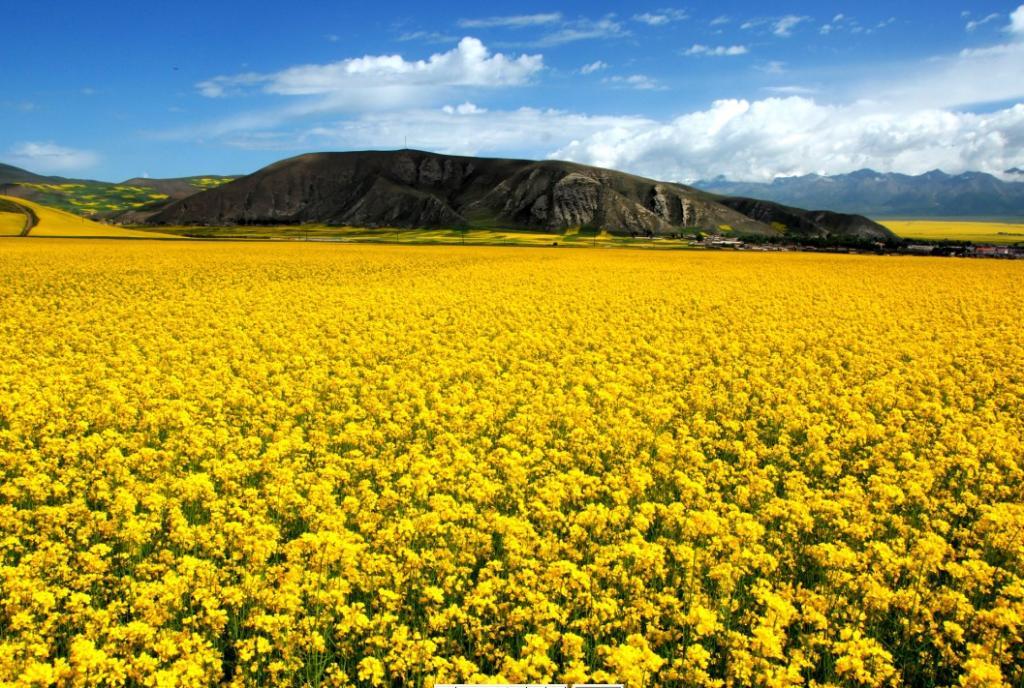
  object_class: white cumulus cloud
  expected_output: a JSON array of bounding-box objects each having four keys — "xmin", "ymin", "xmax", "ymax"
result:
[
  {"xmin": 633, "ymin": 9, "xmax": 689, "ymax": 26},
  {"xmin": 580, "ymin": 60, "xmax": 609, "ymax": 74},
  {"xmin": 197, "ymin": 38, "xmax": 543, "ymax": 99},
  {"xmin": 1010, "ymin": 5, "xmax": 1024, "ymax": 34},
  {"xmin": 603, "ymin": 74, "xmax": 663, "ymax": 90},
  {"xmin": 528, "ymin": 17, "xmax": 628, "ymax": 47},
  {"xmin": 966, "ymin": 13, "xmax": 1000, "ymax": 31},
  {"xmin": 685, "ymin": 44, "xmax": 749, "ymax": 56},
  {"xmin": 457, "ymin": 13, "xmax": 562, "ymax": 29},
  {"xmin": 763, "ymin": 85, "xmax": 818, "ymax": 95},
  {"xmin": 772, "ymin": 15, "xmax": 809, "ymax": 37},
  {"xmin": 441, "ymin": 102, "xmax": 487, "ymax": 115}
]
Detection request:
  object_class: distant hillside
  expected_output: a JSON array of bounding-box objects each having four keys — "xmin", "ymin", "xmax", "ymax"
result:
[
  {"xmin": 148, "ymin": 150, "xmax": 894, "ymax": 241},
  {"xmin": 0, "ymin": 163, "xmax": 53, "ymax": 186},
  {"xmin": 696, "ymin": 169, "xmax": 1024, "ymax": 218},
  {"xmin": 121, "ymin": 175, "xmax": 237, "ymax": 198},
  {"xmin": 111, "ymin": 176, "xmax": 236, "ymax": 222},
  {"xmin": 0, "ymin": 165, "xmax": 233, "ymax": 219}
]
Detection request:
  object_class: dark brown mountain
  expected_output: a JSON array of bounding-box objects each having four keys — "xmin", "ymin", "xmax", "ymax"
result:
[
  {"xmin": 148, "ymin": 150, "xmax": 773, "ymax": 235},
  {"xmin": 111, "ymin": 176, "xmax": 237, "ymax": 223},
  {"xmin": 146, "ymin": 150, "xmax": 895, "ymax": 240},
  {"xmin": 714, "ymin": 197, "xmax": 895, "ymax": 241}
]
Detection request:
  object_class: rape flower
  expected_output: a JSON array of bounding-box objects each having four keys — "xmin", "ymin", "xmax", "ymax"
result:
[{"xmin": 0, "ymin": 242, "xmax": 1021, "ymax": 686}]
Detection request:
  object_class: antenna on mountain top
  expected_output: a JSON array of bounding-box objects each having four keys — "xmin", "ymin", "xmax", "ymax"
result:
[{"xmin": 404, "ymin": 135, "xmax": 408, "ymax": 150}]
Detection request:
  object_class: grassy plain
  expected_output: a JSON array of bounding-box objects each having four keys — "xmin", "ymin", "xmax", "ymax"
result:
[
  {"xmin": 0, "ymin": 243, "xmax": 1021, "ymax": 687},
  {"xmin": 882, "ymin": 219, "xmax": 1024, "ymax": 244}
]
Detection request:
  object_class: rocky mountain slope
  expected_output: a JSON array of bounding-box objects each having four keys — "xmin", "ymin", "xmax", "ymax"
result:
[
  {"xmin": 148, "ymin": 150, "xmax": 893, "ymax": 240},
  {"xmin": 715, "ymin": 198, "xmax": 896, "ymax": 241},
  {"xmin": 149, "ymin": 150, "xmax": 770, "ymax": 235}
]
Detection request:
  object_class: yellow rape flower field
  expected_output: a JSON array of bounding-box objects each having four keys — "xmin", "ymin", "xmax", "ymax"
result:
[
  {"xmin": 882, "ymin": 221, "xmax": 1024, "ymax": 245},
  {"xmin": 0, "ymin": 213, "xmax": 25, "ymax": 237},
  {"xmin": 1, "ymin": 240, "xmax": 1022, "ymax": 688},
  {"xmin": 0, "ymin": 196, "xmax": 176, "ymax": 239}
]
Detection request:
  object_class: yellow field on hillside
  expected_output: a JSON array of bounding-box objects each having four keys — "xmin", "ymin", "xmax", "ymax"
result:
[
  {"xmin": 883, "ymin": 219, "xmax": 1024, "ymax": 244},
  {"xmin": 0, "ymin": 243, "xmax": 1021, "ymax": 687},
  {"xmin": 0, "ymin": 211, "xmax": 25, "ymax": 236},
  {"xmin": 0, "ymin": 195, "xmax": 176, "ymax": 238}
]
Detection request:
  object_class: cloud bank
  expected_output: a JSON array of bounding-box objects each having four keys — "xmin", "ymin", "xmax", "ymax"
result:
[
  {"xmin": 229, "ymin": 106, "xmax": 654, "ymax": 158},
  {"xmin": 6, "ymin": 142, "xmax": 99, "ymax": 173},
  {"xmin": 198, "ymin": 38, "xmax": 542, "ymax": 98},
  {"xmin": 553, "ymin": 98, "xmax": 1024, "ymax": 181}
]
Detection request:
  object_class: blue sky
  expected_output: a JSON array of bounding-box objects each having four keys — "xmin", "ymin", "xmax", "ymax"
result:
[{"xmin": 2, "ymin": 1, "xmax": 1023, "ymax": 182}]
